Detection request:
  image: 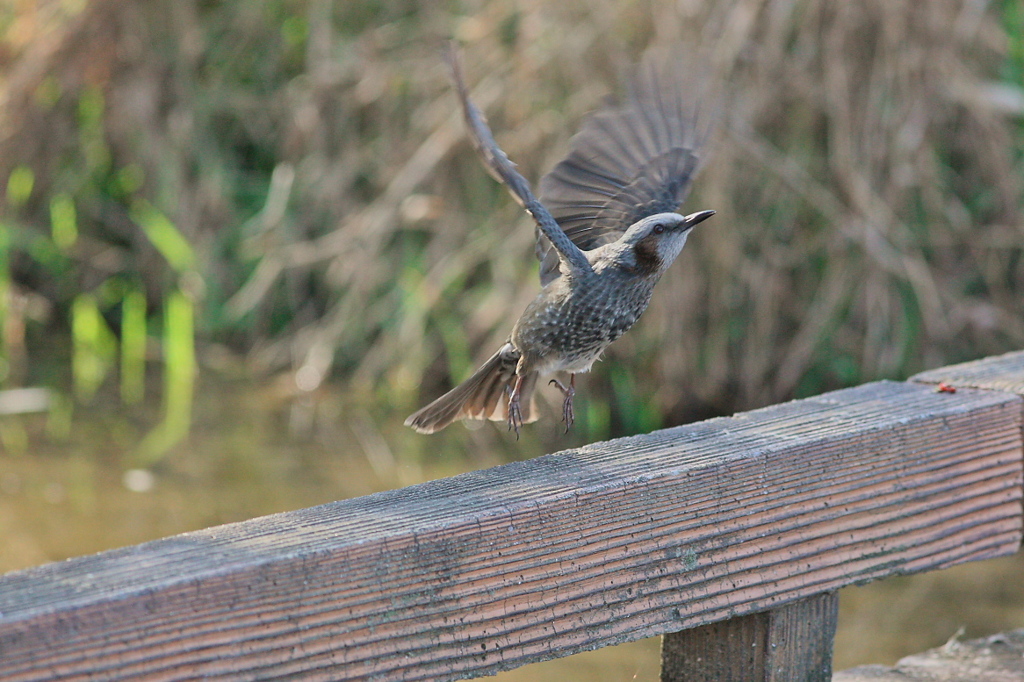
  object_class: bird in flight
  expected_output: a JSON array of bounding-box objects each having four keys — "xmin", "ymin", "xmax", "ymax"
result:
[{"xmin": 406, "ymin": 44, "xmax": 715, "ymax": 436}]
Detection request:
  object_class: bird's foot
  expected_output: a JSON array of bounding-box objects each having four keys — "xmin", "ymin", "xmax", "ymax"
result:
[
  {"xmin": 506, "ymin": 376, "xmax": 525, "ymax": 439},
  {"xmin": 507, "ymin": 395, "xmax": 523, "ymax": 439},
  {"xmin": 548, "ymin": 375, "xmax": 576, "ymax": 432}
]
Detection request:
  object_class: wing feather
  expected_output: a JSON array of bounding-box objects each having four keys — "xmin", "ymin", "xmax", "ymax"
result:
[
  {"xmin": 536, "ymin": 49, "xmax": 713, "ymax": 285},
  {"xmin": 445, "ymin": 44, "xmax": 592, "ymax": 279}
]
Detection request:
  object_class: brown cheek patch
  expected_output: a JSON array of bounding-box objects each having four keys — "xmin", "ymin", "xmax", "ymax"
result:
[{"xmin": 633, "ymin": 234, "xmax": 663, "ymax": 275}]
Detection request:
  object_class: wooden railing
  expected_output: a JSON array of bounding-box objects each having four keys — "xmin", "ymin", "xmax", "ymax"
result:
[{"xmin": 1, "ymin": 352, "xmax": 1022, "ymax": 681}]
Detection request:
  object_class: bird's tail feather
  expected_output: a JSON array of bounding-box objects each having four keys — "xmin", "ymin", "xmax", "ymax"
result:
[{"xmin": 405, "ymin": 345, "xmax": 538, "ymax": 434}]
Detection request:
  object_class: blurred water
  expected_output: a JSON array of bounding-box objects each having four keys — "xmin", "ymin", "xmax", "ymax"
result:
[{"xmin": 0, "ymin": 375, "xmax": 1021, "ymax": 678}]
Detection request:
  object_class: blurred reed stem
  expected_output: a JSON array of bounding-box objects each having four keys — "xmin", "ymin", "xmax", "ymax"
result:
[{"xmin": 120, "ymin": 288, "xmax": 147, "ymax": 405}]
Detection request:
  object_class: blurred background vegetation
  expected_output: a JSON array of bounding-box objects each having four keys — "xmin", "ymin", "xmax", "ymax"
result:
[{"xmin": 1, "ymin": 0, "xmax": 1023, "ymax": 677}]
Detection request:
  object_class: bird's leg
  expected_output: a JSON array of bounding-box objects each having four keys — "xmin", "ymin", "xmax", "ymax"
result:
[
  {"xmin": 548, "ymin": 374, "xmax": 576, "ymax": 432},
  {"xmin": 506, "ymin": 374, "xmax": 525, "ymax": 439}
]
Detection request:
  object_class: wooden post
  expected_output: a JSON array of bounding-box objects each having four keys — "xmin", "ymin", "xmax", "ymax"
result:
[{"xmin": 661, "ymin": 592, "xmax": 839, "ymax": 682}]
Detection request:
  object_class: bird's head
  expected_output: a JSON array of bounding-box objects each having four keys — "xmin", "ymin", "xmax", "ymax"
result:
[{"xmin": 618, "ymin": 210, "xmax": 715, "ymax": 276}]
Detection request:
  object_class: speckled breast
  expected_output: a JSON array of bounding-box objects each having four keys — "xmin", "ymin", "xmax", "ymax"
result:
[{"xmin": 511, "ymin": 271, "xmax": 656, "ymax": 375}]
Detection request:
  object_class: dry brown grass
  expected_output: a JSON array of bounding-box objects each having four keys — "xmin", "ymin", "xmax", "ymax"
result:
[{"xmin": 1, "ymin": 0, "xmax": 1022, "ymax": 429}]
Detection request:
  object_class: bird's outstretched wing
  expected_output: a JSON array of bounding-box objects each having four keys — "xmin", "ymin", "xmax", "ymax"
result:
[
  {"xmin": 444, "ymin": 44, "xmax": 592, "ymax": 279},
  {"xmin": 536, "ymin": 49, "xmax": 712, "ymax": 285}
]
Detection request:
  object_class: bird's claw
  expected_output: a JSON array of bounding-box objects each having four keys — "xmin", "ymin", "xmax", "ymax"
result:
[
  {"xmin": 548, "ymin": 377, "xmax": 576, "ymax": 433},
  {"xmin": 506, "ymin": 381, "xmax": 523, "ymax": 439},
  {"xmin": 507, "ymin": 396, "xmax": 523, "ymax": 439}
]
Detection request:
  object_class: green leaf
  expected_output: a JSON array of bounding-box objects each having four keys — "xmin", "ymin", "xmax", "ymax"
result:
[
  {"xmin": 6, "ymin": 166, "xmax": 34, "ymax": 208},
  {"xmin": 72, "ymin": 293, "xmax": 117, "ymax": 402},
  {"xmin": 131, "ymin": 199, "xmax": 196, "ymax": 272},
  {"xmin": 50, "ymin": 194, "xmax": 78, "ymax": 251}
]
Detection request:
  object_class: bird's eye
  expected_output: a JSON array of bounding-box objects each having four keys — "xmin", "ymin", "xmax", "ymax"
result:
[{"xmin": 653, "ymin": 223, "xmax": 665, "ymax": 234}]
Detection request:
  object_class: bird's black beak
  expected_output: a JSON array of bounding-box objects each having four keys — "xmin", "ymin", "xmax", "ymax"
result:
[{"xmin": 682, "ymin": 209, "xmax": 716, "ymax": 231}]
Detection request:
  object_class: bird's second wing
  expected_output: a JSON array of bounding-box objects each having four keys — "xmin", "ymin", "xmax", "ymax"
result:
[
  {"xmin": 445, "ymin": 44, "xmax": 592, "ymax": 279},
  {"xmin": 536, "ymin": 49, "xmax": 711, "ymax": 285}
]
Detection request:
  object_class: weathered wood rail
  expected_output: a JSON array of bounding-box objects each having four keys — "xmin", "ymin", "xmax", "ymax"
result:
[
  {"xmin": 1, "ymin": 352, "xmax": 1023, "ymax": 681},
  {"xmin": 836, "ymin": 628, "xmax": 1024, "ymax": 681}
]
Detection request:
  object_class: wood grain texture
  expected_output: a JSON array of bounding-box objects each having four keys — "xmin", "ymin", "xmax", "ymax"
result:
[
  {"xmin": 834, "ymin": 629, "xmax": 1024, "ymax": 681},
  {"xmin": 0, "ymin": 381, "xmax": 1021, "ymax": 681},
  {"xmin": 911, "ymin": 350, "xmax": 1024, "ymax": 395},
  {"xmin": 661, "ymin": 592, "xmax": 839, "ymax": 682}
]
